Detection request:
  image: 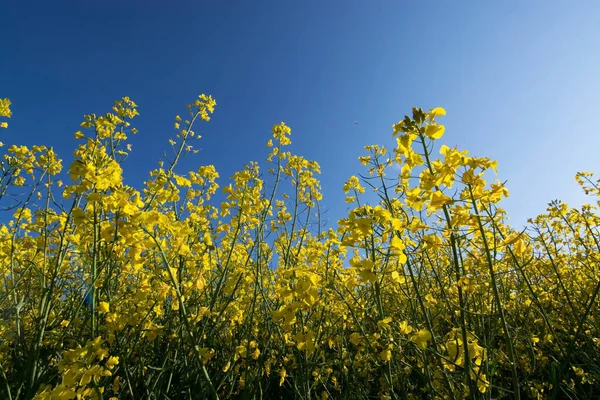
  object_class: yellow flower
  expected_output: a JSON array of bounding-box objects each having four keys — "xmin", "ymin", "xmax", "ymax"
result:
[
  {"xmin": 425, "ymin": 124, "xmax": 445, "ymax": 139},
  {"xmin": 377, "ymin": 317, "xmax": 393, "ymax": 331},
  {"xmin": 411, "ymin": 329, "xmax": 432, "ymax": 349},
  {"xmin": 98, "ymin": 302, "xmax": 110, "ymax": 313},
  {"xmin": 428, "ymin": 107, "xmax": 446, "ymax": 118},
  {"xmin": 424, "ymin": 293, "xmax": 437, "ymax": 308},
  {"xmin": 391, "ymin": 271, "xmax": 406, "ymax": 284},
  {"xmin": 279, "ymin": 368, "xmax": 287, "ymax": 386},
  {"xmin": 429, "ymin": 191, "xmax": 452, "ymax": 210},
  {"xmin": 349, "ymin": 332, "xmax": 362, "ymax": 346},
  {"xmin": 390, "ymin": 236, "xmax": 405, "ymax": 253},
  {"xmin": 222, "ymin": 361, "xmax": 231, "ymax": 372},
  {"xmin": 379, "ymin": 349, "xmax": 392, "ymax": 362},
  {"xmin": 105, "ymin": 356, "xmax": 119, "ymax": 369},
  {"xmin": 399, "ymin": 321, "xmax": 413, "ymax": 335},
  {"xmin": 199, "ymin": 348, "xmax": 215, "ymax": 364},
  {"xmin": 476, "ymin": 373, "xmax": 489, "ymax": 393},
  {"xmin": 0, "ymin": 98, "xmax": 12, "ymax": 118}
]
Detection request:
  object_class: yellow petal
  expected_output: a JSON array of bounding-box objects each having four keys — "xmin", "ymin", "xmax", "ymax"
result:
[
  {"xmin": 425, "ymin": 124, "xmax": 445, "ymax": 139},
  {"xmin": 429, "ymin": 107, "xmax": 446, "ymax": 117}
]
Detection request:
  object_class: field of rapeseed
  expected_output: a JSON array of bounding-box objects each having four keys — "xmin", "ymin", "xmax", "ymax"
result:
[{"xmin": 0, "ymin": 95, "xmax": 599, "ymax": 399}]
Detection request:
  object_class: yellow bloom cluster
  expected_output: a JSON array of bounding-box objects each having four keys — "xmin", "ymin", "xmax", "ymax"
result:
[
  {"xmin": 0, "ymin": 98, "xmax": 11, "ymax": 129},
  {"xmin": 0, "ymin": 97, "xmax": 598, "ymax": 400}
]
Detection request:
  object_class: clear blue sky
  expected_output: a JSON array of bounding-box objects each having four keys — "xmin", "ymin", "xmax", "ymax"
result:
[{"xmin": 2, "ymin": 0, "xmax": 599, "ymax": 228}]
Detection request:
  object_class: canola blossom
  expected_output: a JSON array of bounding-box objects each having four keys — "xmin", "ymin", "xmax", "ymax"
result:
[{"xmin": 0, "ymin": 97, "xmax": 598, "ymax": 399}]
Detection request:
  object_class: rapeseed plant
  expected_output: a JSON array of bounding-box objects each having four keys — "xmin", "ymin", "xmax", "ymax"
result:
[{"xmin": 0, "ymin": 96, "xmax": 598, "ymax": 399}]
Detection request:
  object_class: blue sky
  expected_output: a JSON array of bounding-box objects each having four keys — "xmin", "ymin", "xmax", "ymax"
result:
[{"xmin": 2, "ymin": 0, "xmax": 599, "ymax": 228}]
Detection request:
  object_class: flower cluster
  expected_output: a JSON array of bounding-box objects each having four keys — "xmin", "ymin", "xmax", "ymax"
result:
[{"xmin": 0, "ymin": 96, "xmax": 598, "ymax": 400}]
